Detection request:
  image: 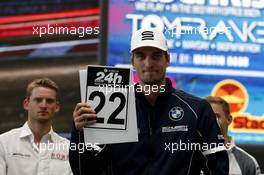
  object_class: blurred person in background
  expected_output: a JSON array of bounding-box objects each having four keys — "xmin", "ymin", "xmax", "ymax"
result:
[
  {"xmin": 206, "ymin": 96, "xmax": 261, "ymax": 175},
  {"xmin": 0, "ymin": 78, "xmax": 72, "ymax": 175}
]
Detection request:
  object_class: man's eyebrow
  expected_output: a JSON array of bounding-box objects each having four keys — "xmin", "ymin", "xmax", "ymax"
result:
[
  {"xmin": 152, "ymin": 51, "xmax": 163, "ymax": 54},
  {"xmin": 32, "ymin": 97, "xmax": 55, "ymax": 100},
  {"xmin": 134, "ymin": 51, "xmax": 144, "ymax": 55}
]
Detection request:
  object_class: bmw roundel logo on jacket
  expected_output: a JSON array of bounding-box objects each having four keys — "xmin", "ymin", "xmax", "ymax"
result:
[{"xmin": 168, "ymin": 106, "xmax": 184, "ymax": 121}]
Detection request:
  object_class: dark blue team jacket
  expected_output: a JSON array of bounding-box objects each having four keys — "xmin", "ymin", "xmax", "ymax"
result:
[{"xmin": 69, "ymin": 79, "xmax": 229, "ymax": 175}]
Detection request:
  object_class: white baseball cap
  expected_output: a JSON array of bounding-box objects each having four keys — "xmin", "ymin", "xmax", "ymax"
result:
[{"xmin": 130, "ymin": 27, "xmax": 168, "ymax": 52}]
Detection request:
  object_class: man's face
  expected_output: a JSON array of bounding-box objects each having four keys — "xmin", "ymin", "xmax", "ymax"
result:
[
  {"xmin": 23, "ymin": 87, "xmax": 59, "ymax": 122},
  {"xmin": 132, "ymin": 47, "xmax": 169, "ymax": 85},
  {"xmin": 210, "ymin": 103, "xmax": 231, "ymax": 136}
]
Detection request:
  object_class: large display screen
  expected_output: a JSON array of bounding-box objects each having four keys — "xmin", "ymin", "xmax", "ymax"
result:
[
  {"xmin": 0, "ymin": 0, "xmax": 99, "ymax": 60},
  {"xmin": 105, "ymin": 0, "xmax": 264, "ymax": 144},
  {"xmin": 0, "ymin": 0, "xmax": 99, "ymax": 134}
]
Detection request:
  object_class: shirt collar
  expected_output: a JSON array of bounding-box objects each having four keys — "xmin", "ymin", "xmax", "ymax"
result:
[
  {"xmin": 19, "ymin": 122, "xmax": 59, "ymax": 143},
  {"xmin": 19, "ymin": 122, "xmax": 33, "ymax": 139}
]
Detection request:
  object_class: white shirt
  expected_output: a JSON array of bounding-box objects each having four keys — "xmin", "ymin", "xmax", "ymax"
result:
[
  {"xmin": 226, "ymin": 139, "xmax": 242, "ymax": 175},
  {"xmin": 0, "ymin": 122, "xmax": 73, "ymax": 175},
  {"xmin": 227, "ymin": 138, "xmax": 261, "ymax": 175}
]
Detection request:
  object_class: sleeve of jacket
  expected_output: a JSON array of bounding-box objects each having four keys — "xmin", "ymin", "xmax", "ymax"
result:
[
  {"xmin": 197, "ymin": 99, "xmax": 229, "ymax": 175},
  {"xmin": 245, "ymin": 153, "xmax": 261, "ymax": 175},
  {"xmin": 69, "ymin": 124, "xmax": 110, "ymax": 175}
]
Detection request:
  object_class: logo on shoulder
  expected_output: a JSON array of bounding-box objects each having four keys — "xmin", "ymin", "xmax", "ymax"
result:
[{"xmin": 168, "ymin": 106, "xmax": 184, "ymax": 121}]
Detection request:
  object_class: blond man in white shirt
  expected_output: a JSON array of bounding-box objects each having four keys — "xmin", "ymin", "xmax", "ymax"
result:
[{"xmin": 0, "ymin": 78, "xmax": 72, "ymax": 175}]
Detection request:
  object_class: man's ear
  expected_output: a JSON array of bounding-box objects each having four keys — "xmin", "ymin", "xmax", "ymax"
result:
[
  {"xmin": 227, "ymin": 114, "xmax": 233, "ymax": 125},
  {"xmin": 166, "ymin": 53, "xmax": 170, "ymax": 67},
  {"xmin": 131, "ymin": 54, "xmax": 134, "ymax": 67},
  {"xmin": 23, "ymin": 98, "xmax": 29, "ymax": 110},
  {"xmin": 55, "ymin": 103, "xmax": 60, "ymax": 113}
]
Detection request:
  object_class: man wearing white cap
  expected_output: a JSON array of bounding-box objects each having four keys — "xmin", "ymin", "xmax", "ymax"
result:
[{"xmin": 69, "ymin": 27, "xmax": 229, "ymax": 175}]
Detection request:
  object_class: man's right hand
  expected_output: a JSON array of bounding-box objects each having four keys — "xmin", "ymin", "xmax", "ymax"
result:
[{"xmin": 73, "ymin": 102, "xmax": 97, "ymax": 130}]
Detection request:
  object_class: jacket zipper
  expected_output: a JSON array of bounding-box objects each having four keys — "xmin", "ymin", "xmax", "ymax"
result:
[
  {"xmin": 147, "ymin": 111, "xmax": 154, "ymax": 175},
  {"xmin": 148, "ymin": 113, "xmax": 152, "ymax": 136}
]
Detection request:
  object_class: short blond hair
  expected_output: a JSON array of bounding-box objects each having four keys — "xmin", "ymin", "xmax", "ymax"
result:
[
  {"xmin": 26, "ymin": 78, "xmax": 59, "ymax": 99},
  {"xmin": 205, "ymin": 96, "xmax": 230, "ymax": 118}
]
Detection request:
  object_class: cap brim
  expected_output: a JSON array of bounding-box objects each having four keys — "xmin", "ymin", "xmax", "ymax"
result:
[{"xmin": 131, "ymin": 43, "xmax": 167, "ymax": 52}]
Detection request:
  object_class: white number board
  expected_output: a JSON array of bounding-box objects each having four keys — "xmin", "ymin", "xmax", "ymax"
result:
[
  {"xmin": 79, "ymin": 65, "xmax": 138, "ymax": 144},
  {"xmin": 86, "ymin": 66, "xmax": 130, "ymax": 130}
]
